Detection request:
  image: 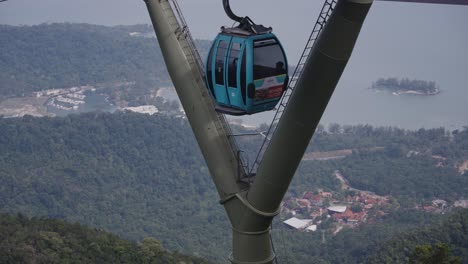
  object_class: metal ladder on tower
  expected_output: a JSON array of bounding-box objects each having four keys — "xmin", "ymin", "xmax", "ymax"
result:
[
  {"xmin": 249, "ymin": 0, "xmax": 337, "ymax": 176},
  {"xmin": 161, "ymin": 0, "xmax": 249, "ymax": 180}
]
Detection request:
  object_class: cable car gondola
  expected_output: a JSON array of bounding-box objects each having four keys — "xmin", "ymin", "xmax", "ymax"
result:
[{"xmin": 205, "ymin": 0, "xmax": 289, "ymax": 115}]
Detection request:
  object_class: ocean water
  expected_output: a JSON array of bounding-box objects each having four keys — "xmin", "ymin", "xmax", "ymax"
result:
[
  {"xmin": 239, "ymin": 4, "xmax": 468, "ymax": 131},
  {"xmin": 239, "ymin": 76, "xmax": 468, "ymax": 131},
  {"xmin": 157, "ymin": 78, "xmax": 468, "ymax": 131}
]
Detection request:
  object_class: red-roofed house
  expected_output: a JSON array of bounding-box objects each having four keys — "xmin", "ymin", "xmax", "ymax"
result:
[
  {"xmin": 320, "ymin": 191, "xmax": 333, "ymax": 198},
  {"xmin": 333, "ymin": 208, "xmax": 366, "ymax": 224},
  {"xmin": 303, "ymin": 191, "xmax": 314, "ymax": 200},
  {"xmin": 309, "ymin": 195, "xmax": 323, "ymax": 206},
  {"xmin": 297, "ymin": 199, "xmax": 311, "ymax": 208}
]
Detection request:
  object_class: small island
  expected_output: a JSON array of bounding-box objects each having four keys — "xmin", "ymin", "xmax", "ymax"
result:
[{"xmin": 370, "ymin": 77, "xmax": 441, "ymax": 96}]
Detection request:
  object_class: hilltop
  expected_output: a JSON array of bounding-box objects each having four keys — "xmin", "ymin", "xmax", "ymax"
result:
[{"xmin": 0, "ymin": 23, "xmax": 210, "ymax": 100}]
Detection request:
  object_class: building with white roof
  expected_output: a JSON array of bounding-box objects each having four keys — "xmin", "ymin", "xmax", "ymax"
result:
[
  {"xmin": 283, "ymin": 217, "xmax": 313, "ymax": 230},
  {"xmin": 122, "ymin": 105, "xmax": 159, "ymax": 115},
  {"xmin": 327, "ymin": 205, "xmax": 347, "ymax": 214}
]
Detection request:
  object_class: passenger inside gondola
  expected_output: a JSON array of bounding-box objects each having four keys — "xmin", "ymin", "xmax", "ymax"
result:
[{"xmin": 275, "ymin": 61, "xmax": 286, "ymax": 75}]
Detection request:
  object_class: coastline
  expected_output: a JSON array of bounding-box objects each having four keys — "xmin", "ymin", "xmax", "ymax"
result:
[
  {"xmin": 391, "ymin": 88, "xmax": 441, "ymax": 96},
  {"xmin": 370, "ymin": 86, "xmax": 441, "ymax": 96}
]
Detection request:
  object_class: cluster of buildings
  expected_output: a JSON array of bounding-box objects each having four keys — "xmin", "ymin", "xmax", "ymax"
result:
[
  {"xmin": 282, "ymin": 190, "xmax": 390, "ymax": 233},
  {"xmin": 48, "ymin": 94, "xmax": 86, "ymax": 110},
  {"xmin": 33, "ymin": 85, "xmax": 95, "ymax": 111},
  {"xmin": 454, "ymin": 199, "xmax": 468, "ymax": 208},
  {"xmin": 329, "ymin": 206, "xmax": 367, "ymax": 224},
  {"xmin": 419, "ymin": 198, "xmax": 468, "ymax": 213},
  {"xmin": 33, "ymin": 83, "xmax": 134, "ymax": 112},
  {"xmin": 282, "ymin": 187, "xmax": 468, "ymax": 234},
  {"xmin": 35, "ymin": 84, "xmax": 188, "ymax": 116},
  {"xmin": 33, "ymin": 85, "xmax": 95, "ymax": 98},
  {"xmin": 419, "ymin": 199, "xmax": 448, "ymax": 213}
]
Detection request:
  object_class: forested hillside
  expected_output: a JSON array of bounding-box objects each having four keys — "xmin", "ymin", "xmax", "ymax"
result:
[
  {"xmin": 300, "ymin": 124, "xmax": 468, "ymax": 202},
  {"xmin": 0, "ymin": 213, "xmax": 211, "ymax": 264},
  {"xmin": 0, "ymin": 24, "xmax": 211, "ymax": 98},
  {"xmin": 0, "ymin": 113, "xmax": 230, "ymax": 260},
  {"xmin": 367, "ymin": 209, "xmax": 467, "ymax": 263},
  {"xmin": 0, "ymin": 113, "xmax": 467, "ymax": 262}
]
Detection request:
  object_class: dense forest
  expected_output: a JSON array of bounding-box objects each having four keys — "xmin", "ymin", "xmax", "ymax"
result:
[
  {"xmin": 313, "ymin": 126, "xmax": 466, "ymax": 201},
  {"xmin": 0, "ymin": 213, "xmax": 211, "ymax": 264},
  {"xmin": 260, "ymin": 123, "xmax": 467, "ymax": 203},
  {"xmin": 0, "ymin": 113, "xmax": 467, "ymax": 262},
  {"xmin": 367, "ymin": 209, "xmax": 467, "ymax": 263},
  {"xmin": 0, "ymin": 113, "xmax": 229, "ymax": 260},
  {"xmin": 371, "ymin": 77, "xmax": 440, "ymax": 95},
  {"xmin": 0, "ymin": 23, "xmax": 211, "ymax": 100}
]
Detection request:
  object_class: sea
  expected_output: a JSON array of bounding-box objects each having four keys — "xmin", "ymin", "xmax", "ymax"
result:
[
  {"xmin": 160, "ymin": 80, "xmax": 468, "ymax": 131},
  {"xmin": 239, "ymin": 76, "xmax": 468, "ymax": 131}
]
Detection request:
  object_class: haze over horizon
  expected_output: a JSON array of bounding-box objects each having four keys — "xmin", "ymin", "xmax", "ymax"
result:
[
  {"xmin": 1, "ymin": 0, "xmax": 467, "ymax": 62},
  {"xmin": 1, "ymin": 0, "xmax": 467, "ymax": 128}
]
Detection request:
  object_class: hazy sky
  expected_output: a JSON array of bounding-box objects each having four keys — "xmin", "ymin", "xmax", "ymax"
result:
[{"xmin": 1, "ymin": 0, "xmax": 467, "ymax": 64}]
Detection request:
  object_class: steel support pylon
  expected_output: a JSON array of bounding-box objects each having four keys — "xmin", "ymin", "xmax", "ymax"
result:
[{"xmin": 144, "ymin": 0, "xmax": 373, "ymax": 263}]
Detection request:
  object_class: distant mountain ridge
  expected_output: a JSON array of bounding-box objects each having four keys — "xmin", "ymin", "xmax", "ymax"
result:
[{"xmin": 0, "ymin": 23, "xmax": 211, "ymax": 99}]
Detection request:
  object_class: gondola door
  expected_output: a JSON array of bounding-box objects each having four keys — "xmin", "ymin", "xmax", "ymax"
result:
[
  {"xmin": 226, "ymin": 40, "xmax": 244, "ymax": 109},
  {"xmin": 212, "ymin": 36, "xmax": 231, "ymax": 106}
]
